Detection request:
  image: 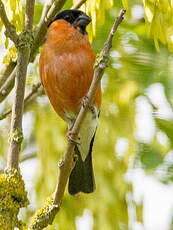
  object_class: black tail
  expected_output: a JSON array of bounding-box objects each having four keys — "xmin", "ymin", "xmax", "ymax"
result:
[{"xmin": 68, "ymin": 135, "xmax": 96, "ymax": 195}]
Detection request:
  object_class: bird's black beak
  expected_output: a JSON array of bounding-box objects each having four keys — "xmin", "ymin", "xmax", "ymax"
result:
[{"xmin": 77, "ymin": 14, "xmax": 91, "ymax": 27}]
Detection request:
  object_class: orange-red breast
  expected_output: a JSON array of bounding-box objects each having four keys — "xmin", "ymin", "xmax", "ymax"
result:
[{"xmin": 39, "ymin": 9, "xmax": 101, "ymax": 195}]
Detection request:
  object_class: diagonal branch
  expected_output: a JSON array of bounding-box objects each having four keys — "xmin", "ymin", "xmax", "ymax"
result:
[
  {"xmin": 29, "ymin": 8, "xmax": 126, "ymax": 229},
  {"xmin": 20, "ymin": 151, "xmax": 37, "ymax": 162},
  {"xmin": 38, "ymin": 0, "xmax": 55, "ymax": 29},
  {"xmin": 0, "ymin": 62, "xmax": 16, "ymax": 88},
  {"xmin": 0, "ymin": 82, "xmax": 42, "ymax": 120},
  {"xmin": 71, "ymin": 0, "xmax": 87, "ymax": 9},
  {"xmin": 0, "ymin": 151, "xmax": 37, "ymax": 174},
  {"xmin": 0, "ymin": 66, "xmax": 16, "ymax": 102},
  {"xmin": 0, "ymin": 0, "xmax": 19, "ymax": 45}
]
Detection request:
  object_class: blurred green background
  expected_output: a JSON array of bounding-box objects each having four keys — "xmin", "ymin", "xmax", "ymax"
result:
[{"xmin": 1, "ymin": 0, "xmax": 173, "ymax": 229}]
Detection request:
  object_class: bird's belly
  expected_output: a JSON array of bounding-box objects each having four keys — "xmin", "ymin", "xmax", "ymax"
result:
[{"xmin": 41, "ymin": 51, "xmax": 95, "ymax": 120}]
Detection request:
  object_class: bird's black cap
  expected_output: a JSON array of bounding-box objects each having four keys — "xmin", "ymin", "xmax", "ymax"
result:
[{"xmin": 48, "ymin": 9, "xmax": 91, "ymax": 33}]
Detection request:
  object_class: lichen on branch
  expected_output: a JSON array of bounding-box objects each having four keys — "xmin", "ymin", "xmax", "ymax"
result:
[
  {"xmin": 17, "ymin": 29, "xmax": 34, "ymax": 49},
  {"xmin": 29, "ymin": 195, "xmax": 59, "ymax": 229},
  {"xmin": 0, "ymin": 168, "xmax": 29, "ymax": 229}
]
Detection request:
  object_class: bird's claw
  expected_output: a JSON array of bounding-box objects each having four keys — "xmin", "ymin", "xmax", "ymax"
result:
[
  {"xmin": 82, "ymin": 95, "xmax": 95, "ymax": 114},
  {"xmin": 82, "ymin": 95, "xmax": 89, "ymax": 107},
  {"xmin": 66, "ymin": 131, "xmax": 80, "ymax": 145}
]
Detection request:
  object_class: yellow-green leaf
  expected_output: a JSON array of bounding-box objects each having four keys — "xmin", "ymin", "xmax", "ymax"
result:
[
  {"xmin": 122, "ymin": 0, "xmax": 128, "ymax": 10},
  {"xmin": 5, "ymin": 37, "xmax": 9, "ymax": 49},
  {"xmin": 2, "ymin": 45, "xmax": 17, "ymax": 65},
  {"xmin": 73, "ymin": 0, "xmax": 113, "ymax": 40},
  {"xmin": 143, "ymin": 0, "xmax": 173, "ymax": 52},
  {"xmin": 10, "ymin": 0, "xmax": 16, "ymax": 12}
]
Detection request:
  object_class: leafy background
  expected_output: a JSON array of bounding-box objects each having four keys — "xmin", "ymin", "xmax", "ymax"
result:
[{"xmin": 1, "ymin": 0, "xmax": 173, "ymax": 229}]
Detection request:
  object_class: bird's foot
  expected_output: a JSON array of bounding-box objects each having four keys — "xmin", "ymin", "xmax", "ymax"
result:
[
  {"xmin": 66, "ymin": 131, "xmax": 80, "ymax": 145},
  {"xmin": 82, "ymin": 95, "xmax": 95, "ymax": 114}
]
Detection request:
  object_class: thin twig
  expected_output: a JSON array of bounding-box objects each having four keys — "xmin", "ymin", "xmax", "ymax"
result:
[
  {"xmin": 7, "ymin": 0, "xmax": 35, "ymax": 169},
  {"xmin": 24, "ymin": 82, "xmax": 42, "ymax": 103},
  {"xmin": 30, "ymin": 8, "xmax": 126, "ymax": 229},
  {"xmin": 20, "ymin": 151, "xmax": 37, "ymax": 162},
  {"xmin": 0, "ymin": 82, "xmax": 42, "ymax": 120},
  {"xmin": 0, "ymin": 66, "xmax": 16, "ymax": 102},
  {"xmin": 0, "ymin": 62, "xmax": 16, "ymax": 88},
  {"xmin": 0, "ymin": 108, "xmax": 11, "ymax": 120},
  {"xmin": 0, "ymin": 0, "xmax": 19, "ymax": 44},
  {"xmin": 0, "ymin": 151, "xmax": 37, "ymax": 173},
  {"xmin": 38, "ymin": 0, "xmax": 55, "ymax": 28},
  {"xmin": 71, "ymin": 0, "xmax": 87, "ymax": 9}
]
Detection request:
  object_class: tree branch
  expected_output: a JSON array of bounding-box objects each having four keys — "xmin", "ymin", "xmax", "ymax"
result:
[
  {"xmin": 0, "ymin": 66, "xmax": 16, "ymax": 102},
  {"xmin": 24, "ymin": 82, "xmax": 43, "ymax": 103},
  {"xmin": 38, "ymin": 0, "xmax": 55, "ymax": 29},
  {"xmin": 0, "ymin": 151, "xmax": 37, "ymax": 174},
  {"xmin": 25, "ymin": 0, "xmax": 35, "ymax": 30},
  {"xmin": 7, "ymin": 0, "xmax": 35, "ymax": 169},
  {"xmin": 71, "ymin": 0, "xmax": 87, "ymax": 9},
  {"xmin": 20, "ymin": 151, "xmax": 37, "ymax": 162},
  {"xmin": 29, "ymin": 8, "xmax": 126, "ymax": 229},
  {"xmin": 0, "ymin": 82, "xmax": 42, "ymax": 120},
  {"xmin": 0, "ymin": 0, "xmax": 19, "ymax": 44},
  {"xmin": 0, "ymin": 62, "xmax": 16, "ymax": 88}
]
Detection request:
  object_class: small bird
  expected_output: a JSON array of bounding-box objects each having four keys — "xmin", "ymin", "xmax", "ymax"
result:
[{"xmin": 39, "ymin": 9, "xmax": 101, "ymax": 195}]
